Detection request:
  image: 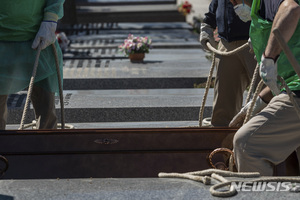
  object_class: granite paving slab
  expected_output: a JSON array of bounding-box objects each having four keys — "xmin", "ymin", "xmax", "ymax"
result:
[
  {"xmin": 79, "ymin": 0, "xmax": 176, "ymax": 5},
  {"xmin": 63, "ymin": 77, "xmax": 210, "ymax": 90},
  {"xmin": 62, "ymin": 49, "xmax": 212, "ymax": 89},
  {"xmin": 63, "ymin": 49, "xmax": 211, "ymax": 78},
  {"xmin": 105, "ymin": 22, "xmax": 193, "ymax": 30},
  {"xmin": 59, "ymin": 22, "xmax": 194, "ymax": 35},
  {"xmin": 65, "ymin": 22, "xmax": 199, "ymax": 49},
  {"xmin": 67, "ymin": 29, "xmax": 199, "ymax": 47},
  {"xmin": 77, "ymin": 4, "xmax": 179, "ymax": 13},
  {"xmin": 64, "ymin": 46, "xmax": 203, "ymax": 59},
  {"xmin": 0, "ymin": 178, "xmax": 298, "ymax": 200},
  {"xmin": 6, "ymin": 121, "xmax": 200, "ymax": 130},
  {"xmin": 76, "ymin": 4, "xmax": 185, "ymax": 23},
  {"xmin": 61, "ymin": 21, "xmax": 210, "ymax": 90},
  {"xmin": 6, "ymin": 88, "xmax": 214, "ymax": 125}
]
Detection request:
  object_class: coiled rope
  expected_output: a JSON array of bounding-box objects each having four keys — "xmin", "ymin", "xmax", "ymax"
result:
[
  {"xmin": 245, "ymin": 63, "xmax": 260, "ymax": 104},
  {"xmin": 159, "ymin": 169, "xmax": 260, "ymax": 197},
  {"xmin": 199, "ymin": 41, "xmax": 249, "ymax": 126},
  {"xmin": 243, "ymin": 79, "xmax": 264, "ymax": 124},
  {"xmin": 166, "ymin": 29, "xmax": 300, "ymax": 198},
  {"xmin": 19, "ymin": 44, "xmax": 67, "ymax": 130},
  {"xmin": 159, "ymin": 169, "xmax": 300, "ymax": 197},
  {"xmin": 0, "ymin": 155, "xmax": 9, "ymax": 178}
]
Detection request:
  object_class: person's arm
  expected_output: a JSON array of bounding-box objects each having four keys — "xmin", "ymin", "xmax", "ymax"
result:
[
  {"xmin": 229, "ymin": 86, "xmax": 273, "ymax": 127},
  {"xmin": 259, "ymin": 0, "xmax": 300, "ymax": 95},
  {"xmin": 200, "ymin": 0, "xmax": 218, "ymax": 50},
  {"xmin": 264, "ymin": 0, "xmax": 300, "ymax": 59},
  {"xmin": 32, "ymin": 0, "xmax": 65, "ymax": 49},
  {"xmin": 44, "ymin": 0, "xmax": 65, "ymax": 21},
  {"xmin": 203, "ymin": 0, "xmax": 218, "ymax": 29},
  {"xmin": 258, "ymin": 86, "xmax": 273, "ymax": 103}
]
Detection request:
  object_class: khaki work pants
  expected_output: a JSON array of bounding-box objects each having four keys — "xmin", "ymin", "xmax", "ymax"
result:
[
  {"xmin": 0, "ymin": 86, "xmax": 57, "ymax": 130},
  {"xmin": 211, "ymin": 39, "xmax": 258, "ymax": 126},
  {"xmin": 233, "ymin": 93, "xmax": 300, "ymax": 176}
]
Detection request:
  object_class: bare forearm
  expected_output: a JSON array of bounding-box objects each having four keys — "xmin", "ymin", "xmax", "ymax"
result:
[{"xmin": 264, "ymin": 0, "xmax": 300, "ymax": 59}]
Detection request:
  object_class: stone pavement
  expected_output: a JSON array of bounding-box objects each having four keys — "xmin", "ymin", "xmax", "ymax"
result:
[
  {"xmin": 2, "ymin": 3, "xmax": 298, "ymax": 200},
  {"xmin": 7, "ymin": 21, "xmax": 216, "ymax": 129},
  {"xmin": 0, "ymin": 178, "xmax": 298, "ymax": 200},
  {"xmin": 72, "ymin": 0, "xmax": 186, "ymax": 23},
  {"xmin": 6, "ymin": 0, "xmax": 215, "ymax": 129},
  {"xmin": 6, "ymin": 88, "xmax": 214, "ymax": 126}
]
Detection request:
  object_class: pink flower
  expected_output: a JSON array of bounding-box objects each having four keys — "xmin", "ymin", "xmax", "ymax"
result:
[{"xmin": 119, "ymin": 34, "xmax": 152, "ymax": 56}]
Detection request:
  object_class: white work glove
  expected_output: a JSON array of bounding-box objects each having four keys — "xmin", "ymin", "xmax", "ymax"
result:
[
  {"xmin": 32, "ymin": 21, "xmax": 57, "ymax": 50},
  {"xmin": 199, "ymin": 23, "xmax": 217, "ymax": 51},
  {"xmin": 248, "ymin": 38, "xmax": 256, "ymax": 60},
  {"xmin": 248, "ymin": 38, "xmax": 254, "ymax": 53},
  {"xmin": 56, "ymin": 32, "xmax": 70, "ymax": 51},
  {"xmin": 229, "ymin": 97, "xmax": 268, "ymax": 127},
  {"xmin": 259, "ymin": 55, "xmax": 281, "ymax": 95}
]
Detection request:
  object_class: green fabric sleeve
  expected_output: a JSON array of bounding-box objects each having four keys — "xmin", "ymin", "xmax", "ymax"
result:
[{"xmin": 44, "ymin": 0, "xmax": 65, "ymax": 20}]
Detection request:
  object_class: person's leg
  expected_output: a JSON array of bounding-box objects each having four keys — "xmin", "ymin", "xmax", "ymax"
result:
[
  {"xmin": 238, "ymin": 42, "xmax": 260, "ymax": 93},
  {"xmin": 31, "ymin": 85, "xmax": 57, "ymax": 129},
  {"xmin": 234, "ymin": 94, "xmax": 300, "ymax": 176},
  {"xmin": 0, "ymin": 95, "xmax": 8, "ymax": 130},
  {"xmin": 211, "ymin": 40, "xmax": 250, "ymax": 126}
]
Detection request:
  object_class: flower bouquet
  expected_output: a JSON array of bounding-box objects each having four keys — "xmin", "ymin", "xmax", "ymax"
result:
[
  {"xmin": 178, "ymin": 1, "xmax": 192, "ymax": 16},
  {"xmin": 119, "ymin": 34, "xmax": 152, "ymax": 62}
]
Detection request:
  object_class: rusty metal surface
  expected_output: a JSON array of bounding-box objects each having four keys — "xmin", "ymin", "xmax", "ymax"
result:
[{"xmin": 0, "ymin": 155, "xmax": 9, "ymax": 178}]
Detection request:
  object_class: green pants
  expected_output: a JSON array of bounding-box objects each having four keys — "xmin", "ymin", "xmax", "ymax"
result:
[{"xmin": 0, "ymin": 86, "xmax": 57, "ymax": 130}]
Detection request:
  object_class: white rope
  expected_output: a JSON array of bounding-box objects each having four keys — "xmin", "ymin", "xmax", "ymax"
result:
[
  {"xmin": 159, "ymin": 168, "xmax": 300, "ymax": 197},
  {"xmin": 273, "ymin": 29, "xmax": 300, "ymax": 79},
  {"xmin": 187, "ymin": 28, "xmax": 300, "ymax": 198},
  {"xmin": 19, "ymin": 45, "xmax": 42, "ymax": 130},
  {"xmin": 198, "ymin": 41, "xmax": 249, "ymax": 126},
  {"xmin": 243, "ymin": 79, "xmax": 264, "ymax": 124},
  {"xmin": 207, "ymin": 42, "xmax": 249, "ymax": 56},
  {"xmin": 199, "ymin": 52, "xmax": 216, "ymax": 126},
  {"xmin": 52, "ymin": 43, "xmax": 65, "ymax": 129},
  {"xmin": 19, "ymin": 44, "xmax": 67, "ymax": 130},
  {"xmin": 21, "ymin": 120, "xmax": 74, "ymax": 129},
  {"xmin": 278, "ymin": 76, "xmax": 300, "ymax": 120},
  {"xmin": 159, "ymin": 169, "xmax": 260, "ymax": 197},
  {"xmin": 245, "ymin": 63, "xmax": 260, "ymax": 104}
]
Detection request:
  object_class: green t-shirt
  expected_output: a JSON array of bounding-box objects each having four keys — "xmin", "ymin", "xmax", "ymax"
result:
[
  {"xmin": 0, "ymin": 0, "xmax": 64, "ymax": 41},
  {"xmin": 250, "ymin": 0, "xmax": 300, "ymax": 91},
  {"xmin": 0, "ymin": 0, "xmax": 64, "ymax": 95}
]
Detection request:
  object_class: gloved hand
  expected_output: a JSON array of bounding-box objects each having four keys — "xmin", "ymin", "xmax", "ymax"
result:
[
  {"xmin": 199, "ymin": 23, "xmax": 217, "ymax": 51},
  {"xmin": 247, "ymin": 38, "xmax": 256, "ymax": 60},
  {"xmin": 32, "ymin": 21, "xmax": 57, "ymax": 50},
  {"xmin": 259, "ymin": 55, "xmax": 281, "ymax": 95},
  {"xmin": 229, "ymin": 97, "xmax": 268, "ymax": 127},
  {"xmin": 248, "ymin": 38, "xmax": 254, "ymax": 53},
  {"xmin": 56, "ymin": 32, "xmax": 70, "ymax": 51}
]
